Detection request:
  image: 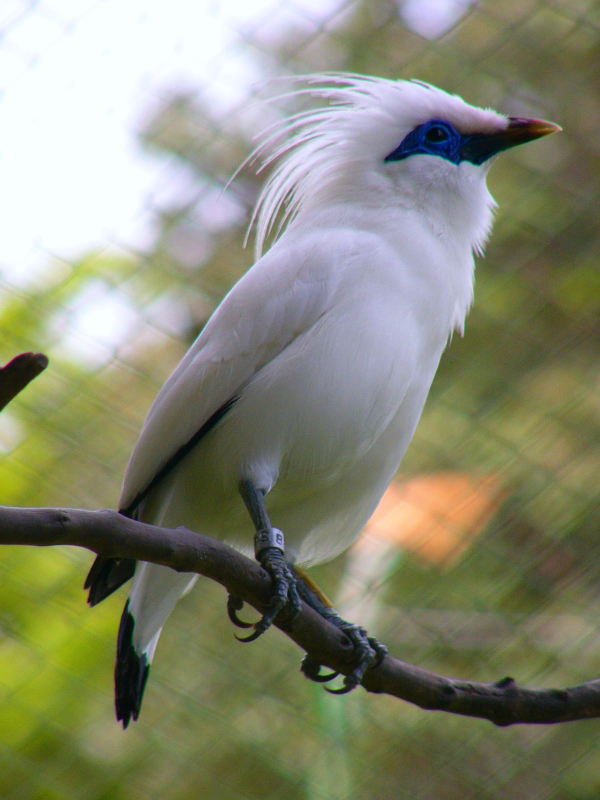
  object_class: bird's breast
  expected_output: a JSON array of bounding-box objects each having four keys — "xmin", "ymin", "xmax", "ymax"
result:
[{"xmin": 213, "ymin": 274, "xmax": 445, "ymax": 492}]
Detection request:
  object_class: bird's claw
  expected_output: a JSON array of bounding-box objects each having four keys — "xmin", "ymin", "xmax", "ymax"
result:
[
  {"xmin": 300, "ymin": 654, "xmax": 339, "ymax": 683},
  {"xmin": 234, "ymin": 605, "xmax": 278, "ymax": 643},
  {"xmin": 235, "ymin": 627, "xmax": 264, "ymax": 643},
  {"xmin": 324, "ymin": 626, "xmax": 387, "ymax": 694},
  {"xmin": 231, "ymin": 547, "xmax": 301, "ymax": 642},
  {"xmin": 227, "ymin": 594, "xmax": 254, "ymax": 628},
  {"xmin": 300, "ymin": 623, "xmax": 386, "ymax": 693}
]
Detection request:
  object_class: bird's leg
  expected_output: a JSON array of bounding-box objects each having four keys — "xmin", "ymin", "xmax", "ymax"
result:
[
  {"xmin": 228, "ymin": 480, "xmax": 301, "ymax": 642},
  {"xmin": 226, "ymin": 482, "xmax": 386, "ymax": 689},
  {"xmin": 293, "ymin": 567, "xmax": 388, "ymax": 693}
]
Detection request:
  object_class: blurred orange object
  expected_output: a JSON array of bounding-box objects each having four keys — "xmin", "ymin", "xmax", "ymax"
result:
[{"xmin": 361, "ymin": 473, "xmax": 503, "ymax": 567}]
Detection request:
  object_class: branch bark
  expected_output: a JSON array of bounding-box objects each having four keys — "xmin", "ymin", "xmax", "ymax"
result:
[
  {"xmin": 0, "ymin": 352, "xmax": 49, "ymax": 412},
  {"xmin": 1, "ymin": 504, "xmax": 599, "ymax": 727}
]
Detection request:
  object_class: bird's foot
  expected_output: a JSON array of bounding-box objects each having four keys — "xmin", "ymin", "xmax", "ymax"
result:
[
  {"xmin": 231, "ymin": 544, "xmax": 301, "ymax": 643},
  {"xmin": 293, "ymin": 568, "xmax": 387, "ymax": 693},
  {"xmin": 324, "ymin": 626, "xmax": 387, "ymax": 694},
  {"xmin": 302, "ymin": 624, "xmax": 386, "ymax": 693}
]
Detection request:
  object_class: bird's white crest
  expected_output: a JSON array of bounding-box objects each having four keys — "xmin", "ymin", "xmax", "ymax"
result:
[{"xmin": 247, "ymin": 73, "xmax": 508, "ymax": 258}]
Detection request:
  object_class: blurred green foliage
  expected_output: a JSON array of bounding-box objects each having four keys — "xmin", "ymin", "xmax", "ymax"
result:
[{"xmin": 1, "ymin": 0, "xmax": 600, "ymax": 798}]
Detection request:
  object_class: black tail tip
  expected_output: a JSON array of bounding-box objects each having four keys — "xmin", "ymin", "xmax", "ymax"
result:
[
  {"xmin": 115, "ymin": 602, "xmax": 150, "ymax": 728},
  {"xmin": 85, "ymin": 556, "xmax": 136, "ymax": 607}
]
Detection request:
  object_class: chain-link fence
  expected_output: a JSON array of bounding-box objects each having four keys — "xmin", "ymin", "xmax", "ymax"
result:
[{"xmin": 1, "ymin": 0, "xmax": 599, "ymax": 798}]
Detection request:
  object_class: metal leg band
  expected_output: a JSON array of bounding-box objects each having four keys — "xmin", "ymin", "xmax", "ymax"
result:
[{"xmin": 254, "ymin": 527, "xmax": 284, "ymax": 557}]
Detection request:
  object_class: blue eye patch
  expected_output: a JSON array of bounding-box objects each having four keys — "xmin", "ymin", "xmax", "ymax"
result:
[{"xmin": 385, "ymin": 119, "xmax": 504, "ymax": 166}]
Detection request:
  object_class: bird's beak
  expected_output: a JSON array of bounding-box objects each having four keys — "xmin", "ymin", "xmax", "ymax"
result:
[
  {"xmin": 460, "ymin": 117, "xmax": 562, "ymax": 165},
  {"xmin": 500, "ymin": 117, "xmax": 563, "ymax": 147}
]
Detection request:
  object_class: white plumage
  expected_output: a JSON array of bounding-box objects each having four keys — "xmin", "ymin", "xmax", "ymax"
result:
[{"xmin": 85, "ymin": 73, "xmax": 559, "ymax": 726}]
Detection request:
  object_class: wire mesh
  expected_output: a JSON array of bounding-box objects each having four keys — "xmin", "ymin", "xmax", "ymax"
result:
[{"xmin": 1, "ymin": 0, "xmax": 600, "ymax": 798}]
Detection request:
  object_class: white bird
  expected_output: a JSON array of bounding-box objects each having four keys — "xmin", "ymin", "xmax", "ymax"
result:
[{"xmin": 84, "ymin": 73, "xmax": 559, "ymax": 727}]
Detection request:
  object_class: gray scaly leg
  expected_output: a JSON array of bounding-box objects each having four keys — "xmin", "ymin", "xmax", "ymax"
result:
[{"xmin": 227, "ymin": 480, "xmax": 301, "ymax": 640}]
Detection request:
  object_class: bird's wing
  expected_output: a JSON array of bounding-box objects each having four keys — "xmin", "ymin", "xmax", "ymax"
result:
[{"xmin": 119, "ymin": 228, "xmax": 356, "ymax": 513}]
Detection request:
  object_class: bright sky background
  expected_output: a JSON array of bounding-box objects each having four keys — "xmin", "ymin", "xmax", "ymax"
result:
[{"xmin": 0, "ymin": 0, "xmax": 347, "ymax": 287}]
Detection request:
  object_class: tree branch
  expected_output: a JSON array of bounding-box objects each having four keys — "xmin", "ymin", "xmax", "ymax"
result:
[
  {"xmin": 0, "ymin": 352, "xmax": 49, "ymax": 412},
  {"xmin": 2, "ymin": 355, "xmax": 598, "ymax": 726},
  {"xmin": 1, "ymin": 504, "xmax": 599, "ymax": 727}
]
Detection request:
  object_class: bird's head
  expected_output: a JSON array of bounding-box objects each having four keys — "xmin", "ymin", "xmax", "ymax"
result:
[{"xmin": 250, "ymin": 74, "xmax": 560, "ymax": 257}]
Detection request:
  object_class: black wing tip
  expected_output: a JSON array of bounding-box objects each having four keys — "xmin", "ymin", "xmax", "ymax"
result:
[
  {"xmin": 115, "ymin": 601, "xmax": 150, "ymax": 728},
  {"xmin": 85, "ymin": 556, "xmax": 136, "ymax": 607}
]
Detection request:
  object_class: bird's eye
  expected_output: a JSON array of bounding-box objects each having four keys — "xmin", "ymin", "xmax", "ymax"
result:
[{"xmin": 424, "ymin": 125, "xmax": 450, "ymax": 143}]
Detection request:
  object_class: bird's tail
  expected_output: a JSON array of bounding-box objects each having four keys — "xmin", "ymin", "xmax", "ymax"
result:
[
  {"xmin": 115, "ymin": 562, "xmax": 198, "ymax": 727},
  {"xmin": 84, "ymin": 555, "xmax": 136, "ymax": 606}
]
